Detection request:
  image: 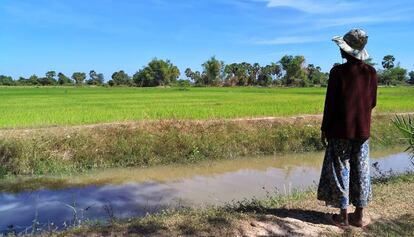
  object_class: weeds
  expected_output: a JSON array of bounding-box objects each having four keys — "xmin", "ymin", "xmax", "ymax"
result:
[
  {"xmin": 103, "ymin": 202, "xmax": 116, "ymax": 224},
  {"xmin": 0, "ymin": 115, "xmax": 407, "ymax": 177},
  {"xmin": 393, "ymin": 115, "xmax": 414, "ymax": 165}
]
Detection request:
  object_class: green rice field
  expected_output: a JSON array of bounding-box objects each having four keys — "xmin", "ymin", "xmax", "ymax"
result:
[{"xmin": 0, "ymin": 86, "xmax": 413, "ymax": 128}]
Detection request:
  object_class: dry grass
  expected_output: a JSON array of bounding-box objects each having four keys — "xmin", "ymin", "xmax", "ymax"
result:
[{"xmin": 0, "ymin": 114, "xmax": 407, "ymax": 177}]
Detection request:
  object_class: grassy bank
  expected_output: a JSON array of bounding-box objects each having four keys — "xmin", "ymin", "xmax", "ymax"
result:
[
  {"xmin": 32, "ymin": 173, "xmax": 414, "ymax": 237},
  {"xmin": 1, "ymin": 87, "xmax": 413, "ymax": 128},
  {"xmin": 0, "ymin": 147, "xmax": 404, "ymax": 193},
  {"xmin": 0, "ymin": 114, "xmax": 407, "ymax": 177}
]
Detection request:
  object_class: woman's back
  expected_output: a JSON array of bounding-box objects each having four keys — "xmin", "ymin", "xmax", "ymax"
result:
[{"xmin": 321, "ymin": 60, "xmax": 377, "ymax": 140}]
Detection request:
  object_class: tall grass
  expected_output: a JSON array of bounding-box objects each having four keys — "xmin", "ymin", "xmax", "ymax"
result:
[
  {"xmin": 0, "ymin": 115, "xmax": 406, "ymax": 177},
  {"xmin": 0, "ymin": 87, "xmax": 413, "ymax": 128}
]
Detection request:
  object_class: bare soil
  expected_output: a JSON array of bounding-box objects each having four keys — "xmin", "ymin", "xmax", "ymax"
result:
[{"xmin": 236, "ymin": 176, "xmax": 414, "ymax": 237}]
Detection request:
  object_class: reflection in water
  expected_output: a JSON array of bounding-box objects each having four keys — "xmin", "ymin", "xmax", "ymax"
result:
[{"xmin": 0, "ymin": 150, "xmax": 412, "ymax": 234}]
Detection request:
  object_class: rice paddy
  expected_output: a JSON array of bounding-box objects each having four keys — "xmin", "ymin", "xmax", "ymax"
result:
[{"xmin": 0, "ymin": 86, "xmax": 413, "ymax": 128}]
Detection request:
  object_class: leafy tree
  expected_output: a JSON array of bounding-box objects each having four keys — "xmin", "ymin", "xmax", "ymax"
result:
[
  {"xmin": 223, "ymin": 62, "xmax": 280, "ymax": 87},
  {"xmin": 38, "ymin": 71, "xmax": 57, "ymax": 85},
  {"xmin": 238, "ymin": 62, "xmax": 252, "ymax": 86},
  {"xmin": 224, "ymin": 63, "xmax": 237, "ymax": 86},
  {"xmin": 267, "ymin": 63, "xmax": 282, "ymax": 83},
  {"xmin": 17, "ymin": 77, "xmax": 29, "ymax": 85},
  {"xmin": 184, "ymin": 68, "xmax": 193, "ymax": 80},
  {"xmin": 307, "ymin": 64, "xmax": 328, "ymax": 85},
  {"xmin": 307, "ymin": 64, "xmax": 317, "ymax": 80},
  {"xmin": 0, "ymin": 75, "xmax": 14, "ymax": 85},
  {"xmin": 378, "ymin": 67, "xmax": 407, "ymax": 85},
  {"xmin": 97, "ymin": 73, "xmax": 105, "ymax": 85},
  {"xmin": 201, "ymin": 56, "xmax": 224, "ymax": 86},
  {"xmin": 379, "ymin": 55, "xmax": 407, "ymax": 85},
  {"xmin": 378, "ymin": 70, "xmax": 391, "ymax": 85},
  {"xmin": 111, "ymin": 70, "xmax": 131, "ymax": 86},
  {"xmin": 280, "ymin": 55, "xmax": 308, "ymax": 86},
  {"xmin": 57, "ymin": 72, "xmax": 73, "ymax": 85},
  {"xmin": 46, "ymin": 71, "xmax": 56, "ymax": 80},
  {"xmin": 389, "ymin": 67, "xmax": 408, "ymax": 83},
  {"xmin": 71, "ymin": 72, "xmax": 86, "ymax": 85},
  {"xmin": 107, "ymin": 80, "xmax": 115, "ymax": 87},
  {"xmin": 87, "ymin": 70, "xmax": 104, "ymax": 85},
  {"xmin": 133, "ymin": 59, "xmax": 180, "ymax": 87},
  {"xmin": 409, "ymin": 71, "xmax": 414, "ymax": 84},
  {"xmin": 28, "ymin": 75, "xmax": 40, "ymax": 85},
  {"xmin": 257, "ymin": 66, "xmax": 273, "ymax": 86},
  {"xmin": 382, "ymin": 55, "xmax": 395, "ymax": 70},
  {"xmin": 257, "ymin": 63, "xmax": 281, "ymax": 87},
  {"xmin": 224, "ymin": 63, "xmax": 250, "ymax": 86},
  {"xmin": 248, "ymin": 63, "xmax": 261, "ymax": 85},
  {"xmin": 224, "ymin": 63, "xmax": 236, "ymax": 86},
  {"xmin": 185, "ymin": 68, "xmax": 203, "ymax": 86},
  {"xmin": 38, "ymin": 77, "xmax": 56, "ymax": 86}
]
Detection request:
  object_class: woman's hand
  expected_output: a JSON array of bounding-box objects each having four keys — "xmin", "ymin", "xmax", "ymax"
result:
[{"xmin": 321, "ymin": 131, "xmax": 327, "ymax": 147}]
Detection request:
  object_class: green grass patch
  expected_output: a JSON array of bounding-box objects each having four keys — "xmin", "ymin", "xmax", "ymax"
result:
[{"xmin": 0, "ymin": 87, "xmax": 413, "ymax": 128}]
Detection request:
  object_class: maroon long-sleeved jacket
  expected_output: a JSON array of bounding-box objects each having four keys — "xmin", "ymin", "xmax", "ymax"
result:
[{"xmin": 321, "ymin": 61, "xmax": 378, "ymax": 140}]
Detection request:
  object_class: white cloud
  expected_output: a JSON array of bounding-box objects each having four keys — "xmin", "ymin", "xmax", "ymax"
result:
[
  {"xmin": 4, "ymin": 2, "xmax": 99, "ymax": 29},
  {"xmin": 319, "ymin": 16, "xmax": 384, "ymax": 28},
  {"xmin": 256, "ymin": 0, "xmax": 357, "ymax": 13},
  {"xmin": 246, "ymin": 0, "xmax": 414, "ymax": 30},
  {"xmin": 312, "ymin": 11, "xmax": 413, "ymax": 28},
  {"xmin": 253, "ymin": 36, "xmax": 325, "ymax": 45}
]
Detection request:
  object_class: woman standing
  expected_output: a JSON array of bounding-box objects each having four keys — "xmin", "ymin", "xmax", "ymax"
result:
[{"xmin": 318, "ymin": 29, "xmax": 378, "ymax": 228}]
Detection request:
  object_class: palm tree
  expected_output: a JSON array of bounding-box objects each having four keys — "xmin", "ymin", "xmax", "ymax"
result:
[
  {"xmin": 248, "ymin": 63, "xmax": 260, "ymax": 86},
  {"xmin": 382, "ymin": 55, "xmax": 395, "ymax": 70}
]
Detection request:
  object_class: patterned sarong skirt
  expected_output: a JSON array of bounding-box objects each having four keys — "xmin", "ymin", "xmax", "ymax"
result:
[{"xmin": 317, "ymin": 139, "xmax": 372, "ymax": 209}]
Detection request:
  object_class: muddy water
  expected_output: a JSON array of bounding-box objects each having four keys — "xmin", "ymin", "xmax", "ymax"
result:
[{"xmin": 0, "ymin": 148, "xmax": 412, "ymax": 234}]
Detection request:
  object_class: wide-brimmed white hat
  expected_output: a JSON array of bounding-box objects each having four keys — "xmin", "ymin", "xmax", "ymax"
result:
[{"xmin": 333, "ymin": 29, "xmax": 369, "ymax": 61}]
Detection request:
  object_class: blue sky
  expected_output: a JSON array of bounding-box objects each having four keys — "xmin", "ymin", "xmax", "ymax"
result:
[{"xmin": 1, "ymin": 0, "xmax": 413, "ymax": 80}]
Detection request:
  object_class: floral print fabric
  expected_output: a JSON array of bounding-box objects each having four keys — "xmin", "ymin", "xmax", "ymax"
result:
[{"xmin": 317, "ymin": 139, "xmax": 372, "ymax": 209}]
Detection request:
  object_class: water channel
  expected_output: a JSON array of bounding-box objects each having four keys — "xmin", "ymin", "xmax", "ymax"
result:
[{"xmin": 0, "ymin": 148, "xmax": 412, "ymax": 234}]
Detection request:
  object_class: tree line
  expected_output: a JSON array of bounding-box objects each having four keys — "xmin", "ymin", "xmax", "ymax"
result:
[
  {"xmin": 1, "ymin": 55, "xmax": 413, "ymax": 87},
  {"xmin": 377, "ymin": 55, "xmax": 414, "ymax": 85}
]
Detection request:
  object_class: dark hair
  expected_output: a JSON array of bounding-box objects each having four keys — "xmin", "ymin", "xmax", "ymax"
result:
[{"xmin": 340, "ymin": 49, "xmax": 361, "ymax": 63}]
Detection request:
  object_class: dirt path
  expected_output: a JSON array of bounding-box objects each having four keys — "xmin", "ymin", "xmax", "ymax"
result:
[
  {"xmin": 236, "ymin": 176, "xmax": 414, "ymax": 237},
  {"xmin": 1, "ymin": 112, "xmax": 413, "ymax": 137}
]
